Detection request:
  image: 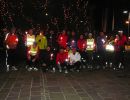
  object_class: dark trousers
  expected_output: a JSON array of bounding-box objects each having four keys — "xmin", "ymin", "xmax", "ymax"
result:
[
  {"xmin": 39, "ymin": 49, "xmax": 46, "ymax": 64},
  {"xmin": 69, "ymin": 61, "xmax": 81, "ymax": 70},
  {"xmin": 86, "ymin": 51, "xmax": 94, "ymax": 66},
  {"xmin": 7, "ymin": 49, "xmax": 17, "ymax": 67},
  {"xmin": 27, "ymin": 56, "xmax": 38, "ymax": 68},
  {"xmin": 114, "ymin": 51, "xmax": 125, "ymax": 68},
  {"xmin": 96, "ymin": 50, "xmax": 106, "ymax": 67},
  {"xmin": 58, "ymin": 62, "xmax": 68, "ymax": 70}
]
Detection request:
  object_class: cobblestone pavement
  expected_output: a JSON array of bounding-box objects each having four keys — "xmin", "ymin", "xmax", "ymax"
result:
[{"xmin": 0, "ymin": 69, "xmax": 130, "ymax": 100}]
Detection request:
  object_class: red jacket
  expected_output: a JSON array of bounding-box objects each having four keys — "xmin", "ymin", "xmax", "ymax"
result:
[
  {"xmin": 58, "ymin": 34, "xmax": 68, "ymax": 49},
  {"xmin": 77, "ymin": 39, "xmax": 86, "ymax": 51},
  {"xmin": 56, "ymin": 52, "xmax": 68, "ymax": 64},
  {"xmin": 120, "ymin": 35, "xmax": 127, "ymax": 46},
  {"xmin": 5, "ymin": 33, "xmax": 18, "ymax": 49}
]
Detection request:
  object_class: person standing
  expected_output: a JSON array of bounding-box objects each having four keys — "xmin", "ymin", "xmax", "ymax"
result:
[
  {"xmin": 86, "ymin": 33, "xmax": 96, "ymax": 69},
  {"xmin": 58, "ymin": 30, "xmax": 68, "ymax": 49},
  {"xmin": 36, "ymin": 30, "xmax": 47, "ymax": 67},
  {"xmin": 96, "ymin": 32, "xmax": 107, "ymax": 69},
  {"xmin": 5, "ymin": 27, "xmax": 18, "ymax": 71}
]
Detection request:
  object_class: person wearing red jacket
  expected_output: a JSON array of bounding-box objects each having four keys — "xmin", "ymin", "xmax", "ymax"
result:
[
  {"xmin": 27, "ymin": 42, "xmax": 39, "ymax": 71},
  {"xmin": 56, "ymin": 48, "xmax": 68, "ymax": 73},
  {"xmin": 58, "ymin": 30, "xmax": 68, "ymax": 49},
  {"xmin": 5, "ymin": 27, "xmax": 18, "ymax": 71},
  {"xmin": 77, "ymin": 34, "xmax": 86, "ymax": 52},
  {"xmin": 114, "ymin": 33, "xmax": 126, "ymax": 70},
  {"xmin": 77, "ymin": 34, "xmax": 87, "ymax": 68}
]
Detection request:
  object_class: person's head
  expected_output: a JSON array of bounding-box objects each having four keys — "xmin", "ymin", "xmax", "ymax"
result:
[
  {"xmin": 71, "ymin": 31, "xmax": 75, "ymax": 36},
  {"xmin": 66, "ymin": 46, "xmax": 70, "ymax": 51},
  {"xmin": 59, "ymin": 48, "xmax": 64, "ymax": 53},
  {"xmin": 88, "ymin": 33, "xmax": 93, "ymax": 38},
  {"xmin": 72, "ymin": 48, "xmax": 76, "ymax": 54},
  {"xmin": 116, "ymin": 34, "xmax": 120, "ymax": 40},
  {"xmin": 33, "ymin": 42, "xmax": 37, "ymax": 48},
  {"xmin": 28, "ymin": 29, "xmax": 33, "ymax": 35},
  {"xmin": 80, "ymin": 34, "xmax": 84, "ymax": 39},
  {"xmin": 99, "ymin": 32, "xmax": 104, "ymax": 37},
  {"xmin": 109, "ymin": 35, "xmax": 114, "ymax": 40},
  {"xmin": 39, "ymin": 30, "xmax": 44, "ymax": 35},
  {"xmin": 47, "ymin": 46, "xmax": 51, "ymax": 51},
  {"xmin": 118, "ymin": 30, "xmax": 123, "ymax": 36},
  {"xmin": 11, "ymin": 27, "xmax": 16, "ymax": 34},
  {"xmin": 62, "ymin": 30, "xmax": 66, "ymax": 35}
]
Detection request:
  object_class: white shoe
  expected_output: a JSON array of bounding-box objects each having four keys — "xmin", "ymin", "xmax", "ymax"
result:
[
  {"xmin": 6, "ymin": 65, "xmax": 10, "ymax": 72},
  {"xmin": 28, "ymin": 67, "xmax": 32, "ymax": 71},
  {"xmin": 34, "ymin": 67, "xmax": 38, "ymax": 71},
  {"xmin": 65, "ymin": 70, "xmax": 68, "ymax": 74},
  {"xmin": 52, "ymin": 67, "xmax": 56, "ymax": 72},
  {"xmin": 12, "ymin": 66, "xmax": 18, "ymax": 71},
  {"xmin": 59, "ymin": 69, "xmax": 62, "ymax": 72},
  {"xmin": 76, "ymin": 70, "xmax": 80, "ymax": 72}
]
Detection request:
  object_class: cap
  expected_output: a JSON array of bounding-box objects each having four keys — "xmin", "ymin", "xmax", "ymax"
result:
[{"xmin": 88, "ymin": 33, "xmax": 92, "ymax": 36}]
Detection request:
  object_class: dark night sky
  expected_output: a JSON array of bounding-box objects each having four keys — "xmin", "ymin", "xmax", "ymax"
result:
[{"xmin": 0, "ymin": 0, "xmax": 130, "ymax": 33}]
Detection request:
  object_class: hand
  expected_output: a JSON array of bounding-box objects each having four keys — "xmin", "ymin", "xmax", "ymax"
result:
[
  {"xmin": 32, "ymin": 59, "xmax": 36, "ymax": 62},
  {"xmin": 28, "ymin": 56, "xmax": 31, "ymax": 60}
]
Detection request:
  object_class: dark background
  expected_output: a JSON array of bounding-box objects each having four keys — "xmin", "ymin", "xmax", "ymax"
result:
[{"xmin": 0, "ymin": 0, "xmax": 130, "ymax": 33}]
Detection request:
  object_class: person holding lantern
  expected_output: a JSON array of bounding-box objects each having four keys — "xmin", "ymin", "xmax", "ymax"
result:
[
  {"xmin": 57, "ymin": 30, "xmax": 68, "ymax": 49},
  {"xmin": 27, "ymin": 42, "xmax": 39, "ymax": 71},
  {"xmin": 77, "ymin": 34, "xmax": 87, "ymax": 68},
  {"xmin": 86, "ymin": 33, "xmax": 96, "ymax": 69},
  {"xmin": 56, "ymin": 48, "xmax": 69, "ymax": 73},
  {"xmin": 5, "ymin": 27, "xmax": 19, "ymax": 71},
  {"xmin": 36, "ymin": 30, "xmax": 48, "ymax": 68}
]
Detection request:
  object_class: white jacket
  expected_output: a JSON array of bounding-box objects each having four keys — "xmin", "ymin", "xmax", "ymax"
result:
[{"xmin": 69, "ymin": 52, "xmax": 81, "ymax": 64}]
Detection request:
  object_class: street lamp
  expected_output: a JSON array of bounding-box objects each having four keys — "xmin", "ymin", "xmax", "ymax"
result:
[
  {"xmin": 126, "ymin": 21, "xmax": 129, "ymax": 36},
  {"xmin": 123, "ymin": 10, "xmax": 130, "ymax": 36}
]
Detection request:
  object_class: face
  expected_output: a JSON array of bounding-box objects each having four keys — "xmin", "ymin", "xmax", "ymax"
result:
[
  {"xmin": 33, "ymin": 43, "xmax": 37, "ymax": 48},
  {"xmin": 40, "ymin": 31, "xmax": 44, "ymax": 35},
  {"xmin": 60, "ymin": 49, "xmax": 64, "ymax": 53},
  {"xmin": 28, "ymin": 29, "xmax": 33, "ymax": 35},
  {"xmin": 11, "ymin": 28, "xmax": 16, "ymax": 34},
  {"xmin": 100, "ymin": 32, "xmax": 104, "ymax": 36},
  {"xmin": 66, "ymin": 46, "xmax": 70, "ymax": 51},
  {"xmin": 116, "ymin": 35, "xmax": 119, "ymax": 40},
  {"xmin": 80, "ymin": 35, "xmax": 83, "ymax": 39},
  {"xmin": 88, "ymin": 34, "xmax": 92, "ymax": 38},
  {"xmin": 118, "ymin": 32, "xmax": 123, "ymax": 36},
  {"xmin": 72, "ymin": 48, "xmax": 76, "ymax": 54},
  {"xmin": 71, "ymin": 31, "xmax": 75, "ymax": 36},
  {"xmin": 62, "ymin": 30, "xmax": 66, "ymax": 35},
  {"xmin": 47, "ymin": 47, "xmax": 50, "ymax": 51}
]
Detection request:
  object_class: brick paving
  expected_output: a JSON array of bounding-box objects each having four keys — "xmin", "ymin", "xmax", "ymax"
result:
[{"xmin": 0, "ymin": 69, "xmax": 130, "ymax": 100}]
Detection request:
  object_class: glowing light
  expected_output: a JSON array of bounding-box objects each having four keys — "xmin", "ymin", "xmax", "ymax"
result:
[
  {"xmin": 65, "ymin": 59, "xmax": 69, "ymax": 62},
  {"xmin": 102, "ymin": 39, "xmax": 105, "ymax": 44},
  {"xmin": 106, "ymin": 44, "xmax": 114, "ymax": 51},
  {"xmin": 16, "ymin": 38, "xmax": 18, "ymax": 42},
  {"xmin": 60, "ymin": 37, "xmax": 63, "ymax": 40},
  {"xmin": 72, "ymin": 40, "xmax": 75, "ymax": 43},
  {"xmin": 123, "ymin": 11, "xmax": 128, "ymax": 14},
  {"xmin": 126, "ymin": 21, "xmax": 129, "ymax": 24},
  {"xmin": 51, "ymin": 53, "xmax": 53, "ymax": 57},
  {"xmin": 45, "ymin": 13, "xmax": 48, "ymax": 16}
]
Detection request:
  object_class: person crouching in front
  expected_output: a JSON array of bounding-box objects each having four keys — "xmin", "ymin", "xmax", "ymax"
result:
[
  {"xmin": 27, "ymin": 42, "xmax": 39, "ymax": 71},
  {"xmin": 56, "ymin": 48, "xmax": 69, "ymax": 73},
  {"xmin": 68, "ymin": 48, "xmax": 81, "ymax": 72}
]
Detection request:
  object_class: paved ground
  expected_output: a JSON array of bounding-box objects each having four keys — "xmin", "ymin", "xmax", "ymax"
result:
[{"xmin": 0, "ymin": 68, "xmax": 130, "ymax": 100}]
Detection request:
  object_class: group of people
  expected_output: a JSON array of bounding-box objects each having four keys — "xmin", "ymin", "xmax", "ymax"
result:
[{"xmin": 2, "ymin": 27, "xmax": 130, "ymax": 73}]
